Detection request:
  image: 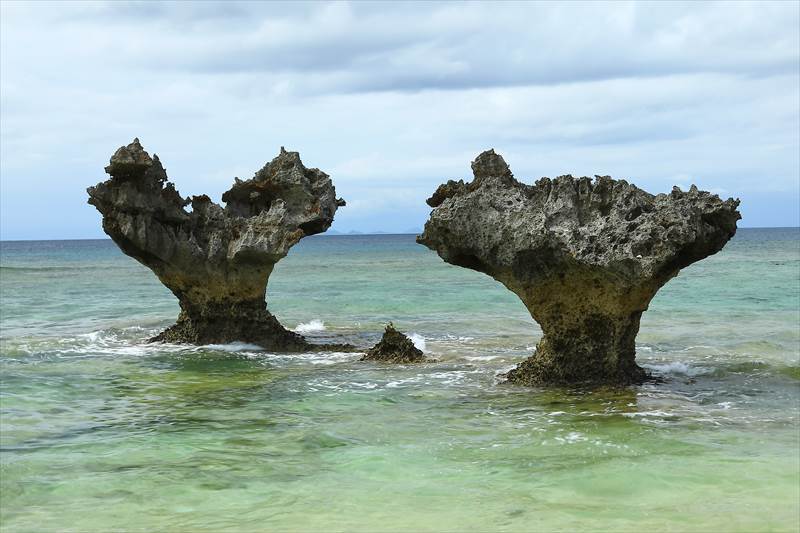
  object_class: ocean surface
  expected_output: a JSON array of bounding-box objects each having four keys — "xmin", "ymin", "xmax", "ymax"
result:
[{"xmin": 1, "ymin": 229, "xmax": 798, "ymax": 532}]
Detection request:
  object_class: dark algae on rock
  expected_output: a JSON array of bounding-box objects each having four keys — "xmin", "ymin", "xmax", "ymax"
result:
[
  {"xmin": 418, "ymin": 150, "xmax": 741, "ymax": 386},
  {"xmin": 362, "ymin": 323, "xmax": 428, "ymax": 363},
  {"xmin": 88, "ymin": 138, "xmax": 350, "ymax": 351}
]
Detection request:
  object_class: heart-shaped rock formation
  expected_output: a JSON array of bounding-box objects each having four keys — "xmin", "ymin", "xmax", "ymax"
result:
[
  {"xmin": 88, "ymin": 139, "xmax": 347, "ymax": 351},
  {"xmin": 418, "ymin": 150, "xmax": 740, "ymax": 385}
]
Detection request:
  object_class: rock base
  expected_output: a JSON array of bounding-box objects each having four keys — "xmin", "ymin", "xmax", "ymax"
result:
[
  {"xmin": 148, "ymin": 311, "xmax": 308, "ymax": 351},
  {"xmin": 148, "ymin": 300, "xmax": 354, "ymax": 352},
  {"xmin": 505, "ymin": 343, "xmax": 648, "ymax": 386},
  {"xmin": 507, "ymin": 303, "xmax": 650, "ymax": 386}
]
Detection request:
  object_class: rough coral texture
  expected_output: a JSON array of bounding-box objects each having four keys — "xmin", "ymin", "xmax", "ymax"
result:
[
  {"xmin": 418, "ymin": 150, "xmax": 740, "ymax": 385},
  {"xmin": 361, "ymin": 324, "xmax": 427, "ymax": 363},
  {"xmin": 87, "ymin": 138, "xmax": 349, "ymax": 351}
]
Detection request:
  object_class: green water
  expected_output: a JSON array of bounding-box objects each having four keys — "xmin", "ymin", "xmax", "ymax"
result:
[{"xmin": 1, "ymin": 230, "xmax": 799, "ymax": 532}]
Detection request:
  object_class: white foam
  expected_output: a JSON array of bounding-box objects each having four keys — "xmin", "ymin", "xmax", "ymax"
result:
[
  {"xmin": 429, "ymin": 370, "xmax": 470, "ymax": 385},
  {"xmin": 464, "ymin": 355, "xmax": 501, "ymax": 361},
  {"xmin": 386, "ymin": 377, "xmax": 419, "ymax": 388},
  {"xmin": 444, "ymin": 335, "xmax": 474, "ymax": 342},
  {"xmin": 83, "ymin": 331, "xmax": 102, "ymax": 342},
  {"xmin": 555, "ymin": 432, "xmax": 586, "ymax": 444},
  {"xmin": 294, "ymin": 319, "xmax": 326, "ymax": 333},
  {"xmin": 642, "ymin": 361, "xmax": 710, "ymax": 377},
  {"xmin": 203, "ymin": 342, "xmax": 263, "ymax": 352},
  {"xmin": 408, "ymin": 333, "xmax": 426, "ymax": 352},
  {"xmin": 622, "ymin": 410, "xmax": 674, "ymax": 418},
  {"xmin": 268, "ymin": 351, "xmax": 360, "ymax": 365}
]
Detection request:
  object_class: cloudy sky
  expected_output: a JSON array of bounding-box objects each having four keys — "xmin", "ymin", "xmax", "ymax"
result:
[{"xmin": 1, "ymin": 1, "xmax": 798, "ymax": 239}]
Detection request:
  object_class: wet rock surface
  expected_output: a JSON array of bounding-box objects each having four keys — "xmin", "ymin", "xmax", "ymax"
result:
[
  {"xmin": 418, "ymin": 150, "xmax": 740, "ymax": 385},
  {"xmin": 362, "ymin": 324, "xmax": 428, "ymax": 363},
  {"xmin": 88, "ymin": 138, "xmax": 350, "ymax": 351}
]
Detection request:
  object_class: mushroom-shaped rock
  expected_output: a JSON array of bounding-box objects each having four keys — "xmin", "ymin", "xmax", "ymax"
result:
[
  {"xmin": 361, "ymin": 324, "xmax": 427, "ymax": 363},
  {"xmin": 418, "ymin": 150, "xmax": 740, "ymax": 385},
  {"xmin": 87, "ymin": 139, "xmax": 347, "ymax": 351}
]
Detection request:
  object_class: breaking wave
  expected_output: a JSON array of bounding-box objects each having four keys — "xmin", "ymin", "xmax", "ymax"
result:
[
  {"xmin": 642, "ymin": 361, "xmax": 711, "ymax": 377},
  {"xmin": 408, "ymin": 333, "xmax": 426, "ymax": 352},
  {"xmin": 294, "ymin": 319, "xmax": 326, "ymax": 333},
  {"xmin": 202, "ymin": 342, "xmax": 264, "ymax": 352}
]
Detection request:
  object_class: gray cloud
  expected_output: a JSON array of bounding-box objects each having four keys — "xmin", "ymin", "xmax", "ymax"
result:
[
  {"xmin": 0, "ymin": 1, "xmax": 798, "ymax": 239},
  {"xmin": 46, "ymin": 1, "xmax": 800, "ymax": 93},
  {"xmin": 8, "ymin": 2, "xmax": 798, "ymax": 93}
]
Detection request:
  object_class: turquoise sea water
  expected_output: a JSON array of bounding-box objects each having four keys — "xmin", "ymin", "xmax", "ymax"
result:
[{"xmin": 1, "ymin": 229, "xmax": 799, "ymax": 532}]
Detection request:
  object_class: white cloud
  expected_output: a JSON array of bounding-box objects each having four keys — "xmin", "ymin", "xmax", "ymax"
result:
[{"xmin": 1, "ymin": 0, "xmax": 798, "ymax": 239}]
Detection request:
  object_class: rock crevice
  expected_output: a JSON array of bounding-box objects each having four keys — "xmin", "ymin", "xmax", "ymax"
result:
[
  {"xmin": 418, "ymin": 150, "xmax": 740, "ymax": 385},
  {"xmin": 88, "ymin": 139, "xmax": 346, "ymax": 351}
]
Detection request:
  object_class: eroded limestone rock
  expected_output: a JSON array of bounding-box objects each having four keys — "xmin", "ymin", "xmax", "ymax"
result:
[
  {"xmin": 88, "ymin": 138, "xmax": 348, "ymax": 351},
  {"xmin": 418, "ymin": 150, "xmax": 740, "ymax": 385},
  {"xmin": 361, "ymin": 323, "xmax": 428, "ymax": 363}
]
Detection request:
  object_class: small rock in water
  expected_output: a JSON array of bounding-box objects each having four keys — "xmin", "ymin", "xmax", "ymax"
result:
[{"xmin": 362, "ymin": 323, "xmax": 428, "ymax": 363}]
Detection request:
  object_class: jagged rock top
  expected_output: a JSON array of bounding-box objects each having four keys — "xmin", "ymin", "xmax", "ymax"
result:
[
  {"xmin": 87, "ymin": 139, "xmax": 345, "ymax": 271},
  {"xmin": 418, "ymin": 149, "xmax": 741, "ymax": 284}
]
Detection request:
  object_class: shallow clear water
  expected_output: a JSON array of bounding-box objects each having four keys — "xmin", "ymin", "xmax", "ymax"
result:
[{"xmin": 1, "ymin": 230, "xmax": 798, "ymax": 532}]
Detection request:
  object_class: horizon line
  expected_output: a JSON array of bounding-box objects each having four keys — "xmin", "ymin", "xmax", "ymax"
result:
[{"xmin": 1, "ymin": 226, "xmax": 798, "ymax": 243}]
